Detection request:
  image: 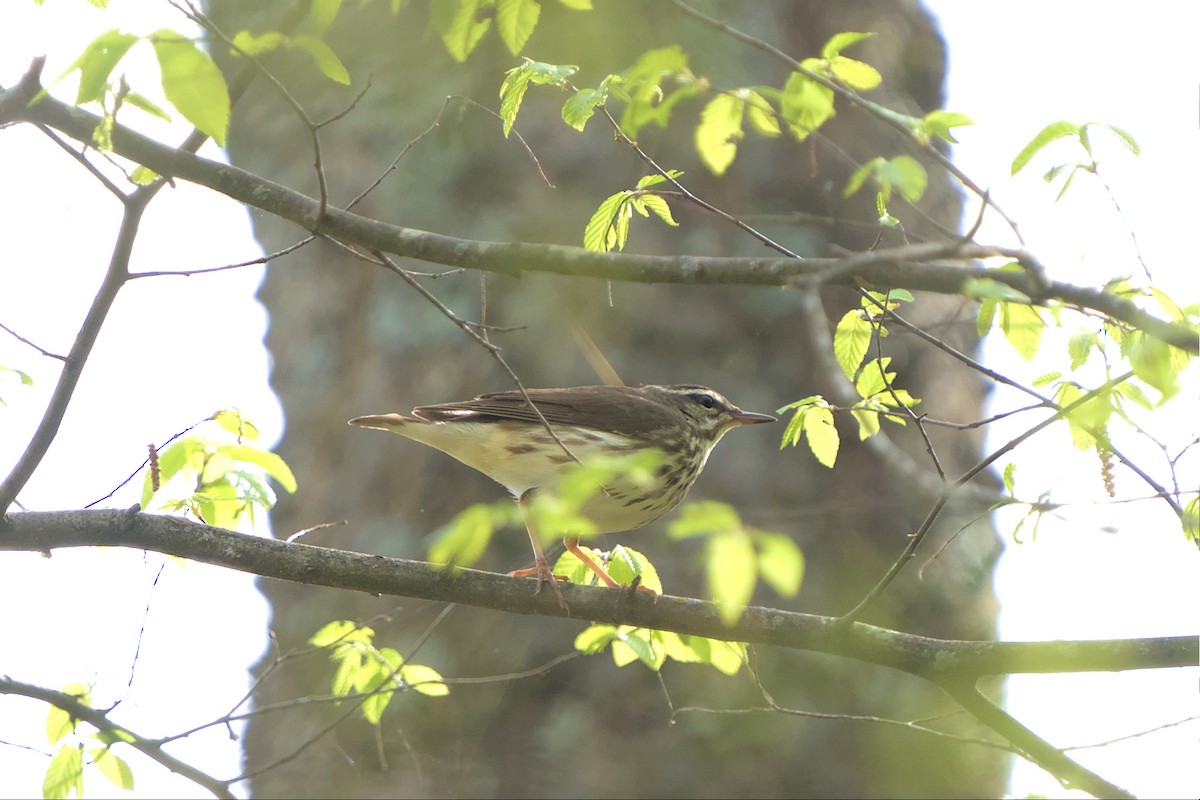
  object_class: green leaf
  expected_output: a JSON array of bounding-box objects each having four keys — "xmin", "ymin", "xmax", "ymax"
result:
[
  {"xmin": 1032, "ymin": 371, "xmax": 1062, "ymax": 387},
  {"xmin": 358, "ymin": 668, "xmax": 395, "ymax": 723},
  {"xmin": 292, "ymin": 35, "xmax": 351, "ymax": 84},
  {"xmin": 331, "ymin": 646, "xmax": 364, "ymax": 696},
  {"xmin": 695, "ymin": 93, "xmax": 745, "ymax": 175},
  {"xmin": 91, "ymin": 729, "xmax": 135, "ymax": 747},
  {"xmin": 150, "ymin": 30, "xmax": 230, "ymax": 146},
  {"xmin": 231, "ymin": 30, "xmax": 288, "ymax": 57},
  {"xmin": 441, "ymin": 0, "xmax": 492, "ymax": 62},
  {"xmin": 402, "ymin": 663, "xmax": 450, "ymax": 696},
  {"xmin": 618, "ymin": 44, "xmax": 697, "ymax": 137},
  {"xmin": 129, "ymin": 165, "xmax": 158, "ymax": 185},
  {"xmin": 224, "ymin": 444, "xmax": 297, "ymax": 493},
  {"xmin": 583, "ymin": 192, "xmax": 630, "ymax": 253},
  {"xmin": 802, "ymin": 405, "xmax": 839, "ymax": 468},
  {"xmin": 499, "ymin": 64, "xmax": 532, "ymax": 136},
  {"xmin": 612, "ymin": 626, "xmax": 663, "ymax": 669},
  {"xmin": 850, "ymin": 407, "xmax": 879, "ymax": 440},
  {"xmin": 1183, "ymin": 495, "xmax": 1199, "ymax": 546},
  {"xmin": 828, "ymin": 56, "xmax": 881, "ymax": 91},
  {"xmin": 428, "ymin": 502, "xmax": 498, "ymax": 569},
  {"xmin": 1056, "ymin": 383, "xmax": 1112, "ymax": 452},
  {"xmin": 1011, "ymin": 120, "xmax": 1079, "ymax": 176},
  {"xmin": 1100, "ymin": 123, "xmax": 1141, "ymax": 156},
  {"xmin": 878, "ymin": 155, "xmax": 927, "ymax": 202},
  {"xmin": 1002, "ymin": 463, "xmax": 1017, "ymax": 494},
  {"xmin": 0, "ymin": 364, "xmax": 34, "ymax": 393},
  {"xmin": 637, "ymin": 193, "xmax": 677, "ymax": 226},
  {"xmin": 309, "ymin": 619, "xmax": 361, "ymax": 647},
  {"xmin": 574, "ymin": 624, "xmax": 620, "ymax": 654},
  {"xmin": 561, "ymin": 74, "xmax": 617, "ymax": 131},
  {"xmin": 635, "ymin": 169, "xmax": 682, "ymax": 189},
  {"xmin": 855, "ymin": 357, "xmax": 891, "ymax": 398},
  {"xmin": 821, "ymin": 31, "xmax": 875, "ymax": 59},
  {"xmin": 707, "ymin": 530, "xmax": 756, "ymax": 625},
  {"xmin": 604, "ymin": 545, "xmax": 662, "ymax": 594},
  {"xmin": 308, "ymin": 0, "xmax": 344, "ymax": 35},
  {"xmin": 1068, "ymin": 332, "xmax": 1097, "ymax": 370},
  {"xmin": 499, "ymin": 60, "xmax": 575, "ymax": 136},
  {"xmin": 1114, "ymin": 381, "xmax": 1154, "ymax": 411},
  {"xmin": 666, "ymin": 500, "xmax": 741, "ymax": 540},
  {"xmin": 557, "ymin": 0, "xmax": 592, "ymax": 7},
  {"xmin": 662, "ymin": 634, "xmax": 746, "ymax": 675},
  {"xmin": 90, "ymin": 748, "xmax": 134, "ymax": 791},
  {"xmin": 843, "ymin": 157, "xmax": 880, "ymax": 199},
  {"xmin": 43, "ymin": 745, "xmax": 84, "ymax": 800},
  {"xmin": 71, "ymin": 29, "xmax": 140, "ymax": 104},
  {"xmin": 918, "ymin": 109, "xmax": 973, "ymax": 144},
  {"xmin": 496, "ymin": 0, "xmax": 540, "ymax": 55},
  {"xmin": 833, "ymin": 309, "xmax": 872, "ymax": 380},
  {"xmin": 999, "ymin": 302, "xmax": 1044, "ymax": 361},
  {"xmin": 744, "ymin": 89, "xmax": 780, "ymax": 135},
  {"xmin": 1122, "ymin": 331, "xmax": 1186, "ymax": 400},
  {"xmin": 46, "ymin": 700, "xmax": 77, "ymax": 746},
  {"xmin": 526, "ymin": 489, "xmax": 598, "ymax": 542},
  {"xmin": 976, "ymin": 298, "xmax": 997, "ymax": 337},
  {"xmin": 754, "ymin": 531, "xmax": 803, "ymax": 597},
  {"xmin": 212, "ymin": 408, "xmax": 260, "ymax": 440},
  {"xmin": 779, "ymin": 71, "xmax": 835, "ymax": 140}
]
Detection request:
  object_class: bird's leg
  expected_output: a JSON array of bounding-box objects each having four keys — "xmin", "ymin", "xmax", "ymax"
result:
[
  {"xmin": 562, "ymin": 536, "xmax": 621, "ymax": 588},
  {"xmin": 564, "ymin": 537, "xmax": 657, "ymax": 599},
  {"xmin": 509, "ymin": 490, "xmax": 569, "ymax": 611}
]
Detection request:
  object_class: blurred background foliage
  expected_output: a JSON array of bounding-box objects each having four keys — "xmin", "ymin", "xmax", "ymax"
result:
[{"xmin": 205, "ymin": 0, "xmax": 1003, "ymax": 795}]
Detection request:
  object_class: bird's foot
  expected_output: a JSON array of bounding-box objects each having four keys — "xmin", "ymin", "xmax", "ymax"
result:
[{"xmin": 508, "ymin": 559, "xmax": 569, "ymax": 613}]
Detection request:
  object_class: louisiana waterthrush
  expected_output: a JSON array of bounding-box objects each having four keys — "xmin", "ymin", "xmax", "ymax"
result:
[{"xmin": 349, "ymin": 384, "xmax": 774, "ymax": 608}]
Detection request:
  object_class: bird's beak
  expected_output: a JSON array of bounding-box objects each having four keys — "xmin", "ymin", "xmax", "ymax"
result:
[{"xmin": 732, "ymin": 409, "xmax": 776, "ymax": 425}]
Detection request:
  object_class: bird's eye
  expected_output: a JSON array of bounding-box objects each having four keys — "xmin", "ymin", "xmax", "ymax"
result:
[{"xmin": 690, "ymin": 392, "xmax": 717, "ymax": 409}]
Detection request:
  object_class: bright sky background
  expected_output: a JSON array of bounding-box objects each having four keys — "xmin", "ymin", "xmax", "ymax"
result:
[{"xmin": 1, "ymin": 2, "xmax": 1196, "ymax": 799}]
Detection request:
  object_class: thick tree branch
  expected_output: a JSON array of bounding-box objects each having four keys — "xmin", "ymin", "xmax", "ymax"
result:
[
  {"xmin": 2, "ymin": 510, "xmax": 1192, "ymax": 681},
  {"xmin": 5, "ymin": 510, "xmax": 1190, "ymax": 798},
  {"xmin": 942, "ymin": 679, "xmax": 1134, "ymax": 799},
  {"xmin": 6, "ymin": 82, "xmax": 1195, "ymax": 355}
]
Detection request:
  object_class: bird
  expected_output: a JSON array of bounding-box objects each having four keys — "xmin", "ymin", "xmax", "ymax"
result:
[{"xmin": 349, "ymin": 384, "xmax": 774, "ymax": 609}]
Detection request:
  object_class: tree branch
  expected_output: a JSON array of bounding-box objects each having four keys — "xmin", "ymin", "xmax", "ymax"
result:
[
  {"xmin": 0, "ymin": 676, "xmax": 235, "ymax": 799},
  {"xmin": 2, "ymin": 510, "xmax": 1192, "ymax": 681},
  {"xmin": 8, "ymin": 86, "xmax": 1195, "ymax": 354},
  {"xmin": 5, "ymin": 509, "xmax": 1190, "ymax": 798},
  {"xmin": 943, "ymin": 679, "xmax": 1134, "ymax": 799},
  {"xmin": 0, "ymin": 195, "xmax": 147, "ymax": 511}
]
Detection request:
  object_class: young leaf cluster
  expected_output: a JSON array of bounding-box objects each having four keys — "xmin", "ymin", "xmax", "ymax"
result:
[
  {"xmin": 309, "ymin": 620, "xmax": 448, "ymax": 725},
  {"xmin": 973, "ymin": 265, "xmax": 1047, "ymax": 361},
  {"xmin": 667, "ymin": 501, "xmax": 803, "ymax": 625},
  {"xmin": 432, "ymin": 0, "xmax": 593, "ymax": 63},
  {"xmin": 45, "ymin": 27, "xmax": 228, "ymax": 149},
  {"xmin": 140, "ymin": 409, "xmax": 296, "ymax": 530},
  {"xmin": 575, "ymin": 617, "xmax": 747, "ymax": 676},
  {"xmin": 42, "ymin": 0, "xmax": 366, "ymax": 159},
  {"xmin": 1012, "ymin": 120, "xmax": 1141, "ymax": 200},
  {"xmin": 42, "ymin": 683, "xmax": 135, "ymax": 800},
  {"xmin": 491, "ymin": 33, "xmax": 967, "ymax": 250},
  {"xmin": 780, "ymin": 291, "xmax": 920, "ymax": 467},
  {"xmin": 583, "ymin": 172, "xmax": 681, "ymax": 253}
]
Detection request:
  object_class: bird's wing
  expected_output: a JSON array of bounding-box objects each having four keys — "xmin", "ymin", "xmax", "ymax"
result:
[{"xmin": 411, "ymin": 386, "xmax": 676, "ymax": 436}]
